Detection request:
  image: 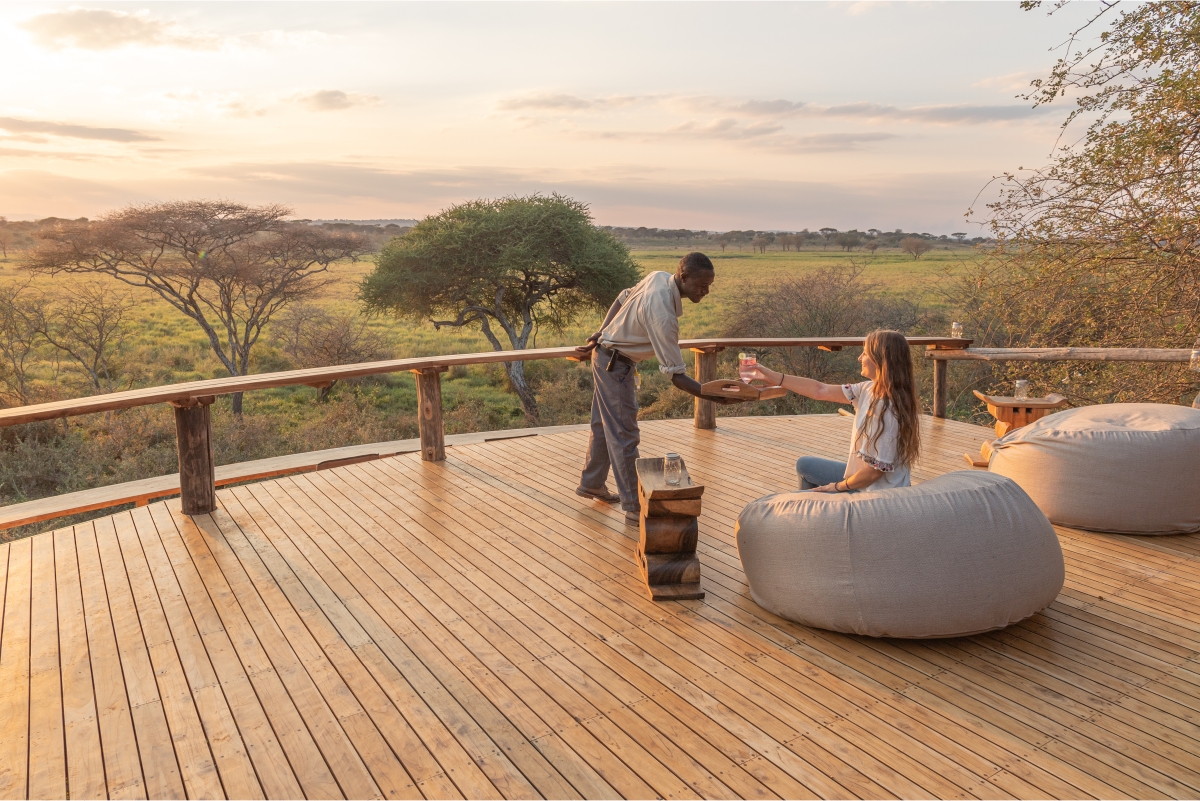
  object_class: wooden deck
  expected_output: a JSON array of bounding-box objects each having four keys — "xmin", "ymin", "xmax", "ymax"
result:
[{"xmin": 3, "ymin": 414, "xmax": 1200, "ymax": 800}]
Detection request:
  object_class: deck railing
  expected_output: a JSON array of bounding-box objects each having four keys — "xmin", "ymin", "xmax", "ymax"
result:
[
  {"xmin": 0, "ymin": 337, "xmax": 969, "ymax": 515},
  {"xmin": 4, "ymin": 338, "xmax": 1193, "ymax": 520}
]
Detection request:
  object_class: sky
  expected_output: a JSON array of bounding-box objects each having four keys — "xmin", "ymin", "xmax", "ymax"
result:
[{"xmin": 0, "ymin": 1, "xmax": 1102, "ymax": 233}]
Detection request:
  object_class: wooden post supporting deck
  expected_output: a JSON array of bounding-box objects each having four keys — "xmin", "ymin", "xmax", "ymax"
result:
[
  {"xmin": 171, "ymin": 396, "xmax": 216, "ymax": 515},
  {"xmin": 413, "ymin": 367, "xmax": 447, "ymax": 461},
  {"xmin": 933, "ymin": 358, "xmax": 948, "ymax": 419},
  {"xmin": 691, "ymin": 348, "xmax": 721, "ymax": 430}
]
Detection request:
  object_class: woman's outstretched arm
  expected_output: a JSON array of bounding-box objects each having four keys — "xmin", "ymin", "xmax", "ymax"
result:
[{"xmin": 751, "ymin": 364, "xmax": 850, "ymax": 404}]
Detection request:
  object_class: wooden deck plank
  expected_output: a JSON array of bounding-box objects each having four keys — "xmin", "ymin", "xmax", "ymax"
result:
[
  {"xmin": 110, "ymin": 510, "xmax": 226, "ymax": 800},
  {"xmin": 140, "ymin": 503, "xmax": 305, "ymax": 800},
  {"xmin": 127, "ymin": 505, "xmax": 265, "ymax": 800},
  {"xmin": 232, "ymin": 484, "xmax": 490, "ymax": 800},
  {"xmin": 216, "ymin": 488, "xmax": 613, "ymax": 801},
  {"xmin": 159, "ymin": 510, "xmax": 344, "ymax": 800},
  {"xmin": 8, "ymin": 414, "xmax": 1200, "ymax": 799},
  {"xmin": 287, "ymin": 470, "xmax": 773, "ymax": 801},
  {"xmin": 91, "ymin": 516, "xmax": 185, "ymax": 800},
  {"xmin": 333, "ymin": 455, "xmax": 897, "ymax": 801},
  {"xmin": 74, "ymin": 522, "xmax": 148, "ymax": 800},
  {"xmin": 247, "ymin": 475, "xmax": 664, "ymax": 800},
  {"xmin": 210, "ymin": 495, "xmax": 422, "ymax": 801},
  {"xmin": 182, "ymin": 509, "xmax": 384, "ymax": 801},
  {"xmin": 238, "ymin": 482, "xmax": 662, "ymax": 801},
  {"xmin": 0, "ymin": 538, "xmax": 32, "ymax": 799},
  {"xmin": 432, "ymin": 440, "xmax": 1061, "ymax": 800},
  {"xmin": 350, "ymin": 454, "xmax": 956, "ymax": 799},
  {"xmin": 26, "ymin": 535, "xmax": 66, "ymax": 801},
  {"xmin": 254, "ymin": 479, "xmax": 586, "ymax": 801},
  {"xmin": 53, "ymin": 528, "xmax": 108, "ymax": 801}
]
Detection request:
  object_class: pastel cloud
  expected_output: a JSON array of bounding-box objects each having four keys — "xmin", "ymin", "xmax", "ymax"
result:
[
  {"xmin": 19, "ymin": 8, "xmax": 220, "ymax": 51},
  {"xmin": 291, "ymin": 90, "xmax": 381, "ymax": 112},
  {"xmin": 0, "ymin": 117, "xmax": 158, "ymax": 143}
]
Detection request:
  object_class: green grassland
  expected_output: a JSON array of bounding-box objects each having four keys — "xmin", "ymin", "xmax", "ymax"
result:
[
  {"xmin": 0, "ymin": 244, "xmax": 971, "ymax": 420},
  {"xmin": 0, "ymin": 243, "xmax": 978, "ymax": 534}
]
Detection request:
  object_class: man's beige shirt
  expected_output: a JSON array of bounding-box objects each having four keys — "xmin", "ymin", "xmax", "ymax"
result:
[{"xmin": 599, "ymin": 271, "xmax": 687, "ymax": 374}]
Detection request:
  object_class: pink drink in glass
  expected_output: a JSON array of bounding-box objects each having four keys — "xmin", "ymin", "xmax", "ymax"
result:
[{"xmin": 738, "ymin": 353, "xmax": 757, "ymax": 383}]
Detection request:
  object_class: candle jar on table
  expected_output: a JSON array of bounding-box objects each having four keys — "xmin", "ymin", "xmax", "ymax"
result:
[
  {"xmin": 664, "ymin": 453, "xmax": 682, "ymax": 486},
  {"xmin": 951, "ymin": 321, "xmax": 963, "ymax": 339},
  {"xmin": 1014, "ymin": 380, "xmax": 1030, "ymax": 400}
]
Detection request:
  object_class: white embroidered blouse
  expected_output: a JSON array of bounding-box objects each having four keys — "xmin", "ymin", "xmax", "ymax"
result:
[{"xmin": 842, "ymin": 380, "xmax": 912, "ymax": 490}]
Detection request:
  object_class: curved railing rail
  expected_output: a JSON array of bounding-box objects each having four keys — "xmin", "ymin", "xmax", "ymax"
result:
[
  {"xmin": 0, "ymin": 336, "xmax": 970, "ymax": 517},
  {"xmin": 6, "ymin": 338, "xmax": 1196, "ymax": 530}
]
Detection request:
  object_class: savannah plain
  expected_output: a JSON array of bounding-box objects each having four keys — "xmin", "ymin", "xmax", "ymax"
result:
[{"xmin": 0, "ymin": 239, "xmax": 970, "ymax": 537}]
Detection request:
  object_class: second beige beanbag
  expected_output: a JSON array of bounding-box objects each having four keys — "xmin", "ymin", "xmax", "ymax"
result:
[
  {"xmin": 736, "ymin": 472, "xmax": 1063, "ymax": 638},
  {"xmin": 989, "ymin": 403, "xmax": 1200, "ymax": 534}
]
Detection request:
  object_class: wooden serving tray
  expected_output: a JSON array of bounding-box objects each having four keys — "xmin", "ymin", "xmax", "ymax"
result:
[{"xmin": 701, "ymin": 379, "xmax": 787, "ymax": 401}]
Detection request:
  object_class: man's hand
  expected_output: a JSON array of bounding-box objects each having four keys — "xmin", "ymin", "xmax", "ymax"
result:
[
  {"xmin": 671, "ymin": 372, "xmax": 747, "ymax": 404},
  {"xmin": 574, "ymin": 332, "xmax": 601, "ymax": 358}
]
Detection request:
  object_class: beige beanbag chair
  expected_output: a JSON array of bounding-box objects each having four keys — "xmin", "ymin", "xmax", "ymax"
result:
[
  {"xmin": 736, "ymin": 472, "xmax": 1063, "ymax": 638},
  {"xmin": 990, "ymin": 403, "xmax": 1200, "ymax": 534}
]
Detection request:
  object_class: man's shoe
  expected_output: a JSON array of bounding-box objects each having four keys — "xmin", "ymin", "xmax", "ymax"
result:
[
  {"xmin": 624, "ymin": 510, "xmax": 640, "ymax": 527},
  {"xmin": 576, "ymin": 485, "xmax": 621, "ymax": 504}
]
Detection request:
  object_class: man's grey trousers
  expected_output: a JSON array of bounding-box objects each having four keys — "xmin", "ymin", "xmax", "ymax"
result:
[{"xmin": 580, "ymin": 346, "xmax": 641, "ymax": 512}]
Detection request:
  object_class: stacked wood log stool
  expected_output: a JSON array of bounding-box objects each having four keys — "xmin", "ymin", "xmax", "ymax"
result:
[{"xmin": 634, "ymin": 457, "xmax": 705, "ymax": 601}]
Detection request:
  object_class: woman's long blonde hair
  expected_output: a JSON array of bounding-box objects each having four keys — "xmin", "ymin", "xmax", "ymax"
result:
[{"xmin": 855, "ymin": 329, "xmax": 921, "ymax": 467}]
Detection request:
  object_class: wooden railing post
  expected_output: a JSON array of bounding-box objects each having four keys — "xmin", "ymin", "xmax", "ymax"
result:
[
  {"xmin": 691, "ymin": 348, "xmax": 721, "ymax": 430},
  {"xmin": 171, "ymin": 396, "xmax": 216, "ymax": 515},
  {"xmin": 412, "ymin": 367, "xmax": 447, "ymax": 461},
  {"xmin": 932, "ymin": 357, "xmax": 948, "ymax": 419}
]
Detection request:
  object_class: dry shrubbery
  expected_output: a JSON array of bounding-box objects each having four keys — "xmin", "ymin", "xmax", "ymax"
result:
[
  {"xmin": 721, "ymin": 264, "xmax": 946, "ymax": 415},
  {"xmin": 954, "ymin": 2, "xmax": 1200, "ymax": 409}
]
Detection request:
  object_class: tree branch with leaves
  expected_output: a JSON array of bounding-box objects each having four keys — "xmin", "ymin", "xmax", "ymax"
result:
[
  {"xmin": 360, "ymin": 194, "xmax": 639, "ymax": 423},
  {"xmin": 30, "ymin": 200, "xmax": 365, "ymax": 415}
]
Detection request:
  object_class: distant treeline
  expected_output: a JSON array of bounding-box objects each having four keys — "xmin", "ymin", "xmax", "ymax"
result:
[
  {"xmin": 598, "ymin": 225, "xmax": 991, "ymax": 252},
  {"xmin": 1, "ymin": 216, "xmax": 988, "ymax": 260},
  {"xmin": 0, "ymin": 217, "xmax": 409, "ymax": 258}
]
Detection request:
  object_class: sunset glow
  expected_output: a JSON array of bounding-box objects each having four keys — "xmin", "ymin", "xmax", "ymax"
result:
[{"xmin": 0, "ymin": 1, "xmax": 1099, "ymax": 231}]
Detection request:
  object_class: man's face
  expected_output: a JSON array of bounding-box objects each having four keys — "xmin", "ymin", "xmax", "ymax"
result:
[{"xmin": 678, "ymin": 269, "xmax": 715, "ymax": 303}]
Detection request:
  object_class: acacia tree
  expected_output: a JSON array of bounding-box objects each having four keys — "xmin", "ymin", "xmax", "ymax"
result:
[
  {"xmin": 273, "ymin": 303, "xmax": 387, "ymax": 401},
  {"xmin": 955, "ymin": 1, "xmax": 1200, "ymax": 405},
  {"xmin": 900, "ymin": 237, "xmax": 932, "ymax": 259},
  {"xmin": 31, "ymin": 282, "xmax": 139, "ymax": 395},
  {"xmin": 360, "ymin": 194, "xmax": 639, "ymax": 422},
  {"xmin": 0, "ymin": 281, "xmax": 44, "ymax": 406},
  {"xmin": 31, "ymin": 200, "xmax": 364, "ymax": 414}
]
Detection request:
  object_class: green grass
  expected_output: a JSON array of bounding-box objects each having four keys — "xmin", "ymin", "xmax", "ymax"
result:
[
  {"xmin": 0, "ymin": 243, "xmax": 983, "ymax": 538},
  {"xmin": 0, "ymin": 245, "xmax": 971, "ymax": 418}
]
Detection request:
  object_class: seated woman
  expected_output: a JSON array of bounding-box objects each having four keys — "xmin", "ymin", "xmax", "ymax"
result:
[{"xmin": 750, "ymin": 329, "xmax": 921, "ymax": 493}]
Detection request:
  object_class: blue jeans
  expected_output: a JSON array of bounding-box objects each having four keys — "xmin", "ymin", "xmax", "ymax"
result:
[{"xmin": 796, "ymin": 455, "xmax": 849, "ymax": 491}]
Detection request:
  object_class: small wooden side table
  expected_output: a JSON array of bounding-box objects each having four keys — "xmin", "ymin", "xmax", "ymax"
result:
[
  {"xmin": 964, "ymin": 390, "xmax": 1069, "ymax": 467},
  {"xmin": 634, "ymin": 457, "xmax": 705, "ymax": 601}
]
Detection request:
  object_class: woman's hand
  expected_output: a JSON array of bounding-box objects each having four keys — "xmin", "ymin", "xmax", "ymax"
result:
[
  {"xmin": 750, "ymin": 364, "xmax": 782, "ymax": 385},
  {"xmin": 812, "ymin": 482, "xmax": 842, "ymax": 493}
]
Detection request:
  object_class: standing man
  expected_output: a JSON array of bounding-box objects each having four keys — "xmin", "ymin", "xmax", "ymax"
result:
[{"xmin": 575, "ymin": 252, "xmax": 734, "ymax": 525}]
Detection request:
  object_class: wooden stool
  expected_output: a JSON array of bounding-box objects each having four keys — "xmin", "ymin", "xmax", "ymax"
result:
[
  {"xmin": 964, "ymin": 390, "xmax": 1069, "ymax": 467},
  {"xmin": 634, "ymin": 457, "xmax": 704, "ymax": 600}
]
